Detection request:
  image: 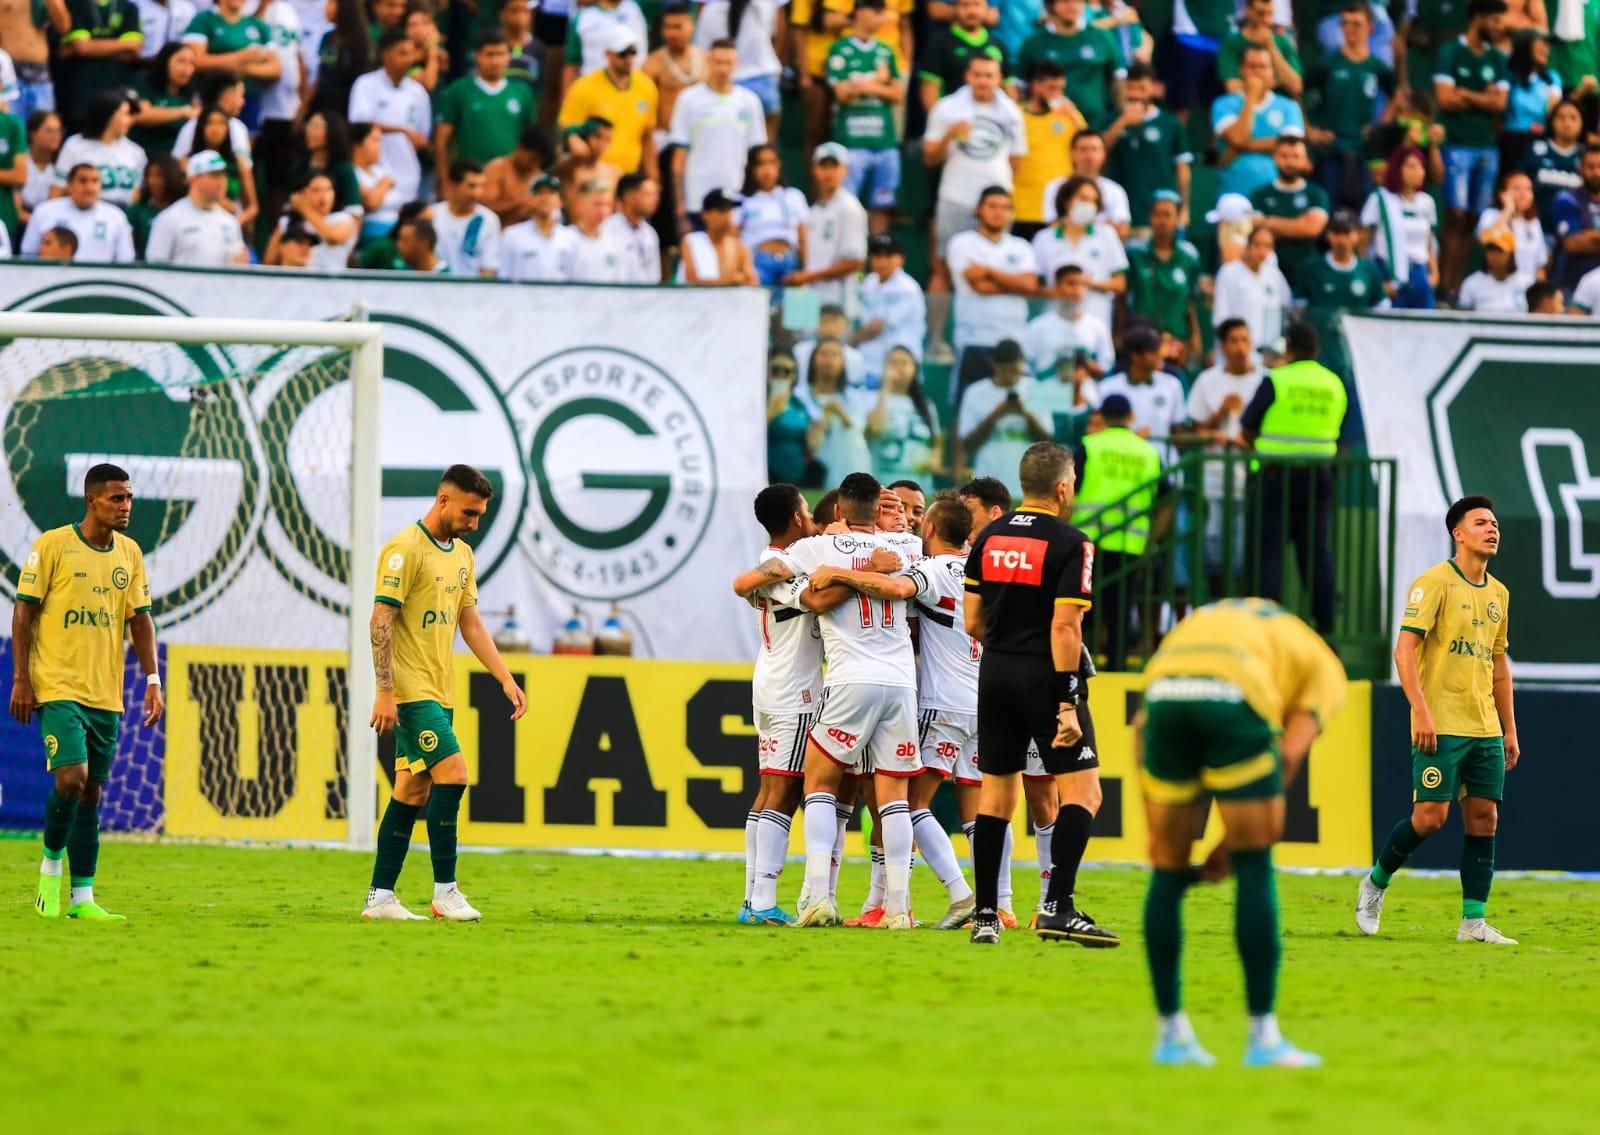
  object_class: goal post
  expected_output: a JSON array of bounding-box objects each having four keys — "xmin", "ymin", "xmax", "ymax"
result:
[{"xmin": 0, "ymin": 308, "xmax": 383, "ymax": 851}]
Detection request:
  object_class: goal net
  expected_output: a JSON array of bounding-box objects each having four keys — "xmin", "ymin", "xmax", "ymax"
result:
[{"xmin": 0, "ymin": 310, "xmax": 383, "ymax": 850}]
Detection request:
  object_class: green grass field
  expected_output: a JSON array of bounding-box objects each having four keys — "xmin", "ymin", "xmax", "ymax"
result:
[{"xmin": 4, "ymin": 842, "xmax": 1597, "ymax": 1135}]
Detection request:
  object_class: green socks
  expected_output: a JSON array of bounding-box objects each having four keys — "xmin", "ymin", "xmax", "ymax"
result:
[
  {"xmin": 1232, "ymin": 848, "xmax": 1280, "ymax": 1018},
  {"xmin": 370, "ymin": 799, "xmax": 421, "ymax": 891},
  {"xmin": 1461, "ymin": 834, "xmax": 1495, "ymax": 920},
  {"xmin": 1144, "ymin": 868, "xmax": 1190, "ymax": 1017},
  {"xmin": 428, "ymin": 784, "xmax": 467, "ymax": 885},
  {"xmin": 43, "ymin": 789, "xmax": 77, "ymax": 857},
  {"xmin": 1371, "ymin": 817, "xmax": 1426, "ymax": 888},
  {"xmin": 67, "ymin": 800, "xmax": 101, "ymax": 884}
]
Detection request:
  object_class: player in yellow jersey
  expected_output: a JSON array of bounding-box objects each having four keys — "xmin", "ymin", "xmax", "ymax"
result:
[
  {"xmin": 1357, "ymin": 495, "xmax": 1520, "ymax": 945},
  {"xmin": 361, "ymin": 465, "xmax": 528, "ymax": 922},
  {"xmin": 1137, "ymin": 598, "xmax": 1346, "ymax": 1068},
  {"xmin": 9, "ymin": 463, "xmax": 162, "ymax": 920}
]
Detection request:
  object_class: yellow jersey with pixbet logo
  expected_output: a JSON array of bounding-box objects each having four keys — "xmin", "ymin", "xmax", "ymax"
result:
[
  {"xmin": 374, "ymin": 522, "xmax": 478, "ymax": 707},
  {"xmin": 1400, "ymin": 560, "xmax": 1509, "ymax": 738},
  {"xmin": 14, "ymin": 524, "xmax": 151, "ymax": 712}
]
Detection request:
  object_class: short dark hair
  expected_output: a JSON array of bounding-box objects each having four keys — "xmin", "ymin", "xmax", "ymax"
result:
[
  {"xmin": 1341, "ymin": 0, "xmax": 1371, "ymax": 16},
  {"xmin": 1027, "ymin": 58, "xmax": 1065, "ymax": 82},
  {"xmin": 977, "ymin": 184, "xmax": 1011, "ymax": 206},
  {"xmin": 1469, "ymin": 0, "xmax": 1508, "ymax": 18},
  {"xmin": 1275, "ymin": 132, "xmax": 1307, "ymax": 149},
  {"xmin": 294, "ymin": 169, "xmax": 334, "ymax": 194},
  {"xmin": 993, "ymin": 338, "xmax": 1023, "ymax": 365},
  {"xmin": 1216, "ymin": 317, "xmax": 1250, "ymax": 341},
  {"xmin": 1053, "ymin": 263, "xmax": 1085, "ymax": 283},
  {"xmin": 67, "ymin": 162, "xmax": 99, "ymax": 184},
  {"xmin": 709, "ymin": 36, "xmax": 737, "ymax": 51},
  {"xmin": 754, "ymin": 483, "xmax": 804, "ymax": 538},
  {"xmin": 837, "ymin": 472, "xmax": 882, "ymax": 525},
  {"xmin": 397, "ymin": 199, "xmax": 431, "ymax": 225},
  {"xmin": 1446, "ymin": 495, "xmax": 1496, "ymax": 538},
  {"xmin": 1126, "ymin": 61, "xmax": 1157, "ymax": 83},
  {"xmin": 1124, "ymin": 325, "xmax": 1163, "ymax": 355},
  {"xmin": 1071, "ymin": 129, "xmax": 1104, "ymax": 147},
  {"xmin": 1526, "ymin": 279, "xmax": 1562, "ymax": 309},
  {"xmin": 1018, "ymin": 442, "xmax": 1073, "ymax": 499},
  {"xmin": 43, "ymin": 225, "xmax": 78, "ymax": 254},
  {"xmin": 441, "ymin": 464, "xmax": 494, "ymax": 499},
  {"xmin": 662, "ymin": 1, "xmax": 692, "ymax": 15},
  {"xmin": 378, "ymin": 28, "xmax": 411, "ymax": 55},
  {"xmin": 813, "ymin": 489, "xmax": 841, "ymax": 526},
  {"xmin": 965, "ymin": 52, "xmax": 1001, "ymax": 71},
  {"xmin": 449, "ymin": 158, "xmax": 484, "ymax": 183},
  {"xmin": 1284, "ymin": 320, "xmax": 1320, "ymax": 360},
  {"xmin": 819, "ymin": 303, "xmax": 848, "ymax": 320},
  {"xmin": 887, "ymin": 479, "xmax": 924, "ymax": 497},
  {"xmin": 959, "ymin": 477, "xmax": 1012, "ymax": 513},
  {"xmin": 85, "ymin": 463, "xmax": 131, "ymax": 497},
  {"xmin": 474, "ymin": 26, "xmax": 508, "ymax": 49},
  {"xmin": 617, "ymin": 171, "xmax": 651, "ymax": 198},
  {"xmin": 1240, "ymin": 42, "xmax": 1273, "ymax": 61},
  {"xmin": 403, "ymin": 216, "xmax": 438, "ymax": 248},
  {"xmin": 926, "ymin": 497, "xmax": 971, "ymax": 548}
]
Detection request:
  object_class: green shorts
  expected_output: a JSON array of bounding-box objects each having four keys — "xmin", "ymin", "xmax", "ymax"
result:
[
  {"xmin": 395, "ymin": 700, "xmax": 460, "ymax": 774},
  {"xmin": 1140, "ymin": 677, "xmax": 1282, "ymax": 803},
  {"xmin": 1413, "ymin": 735, "xmax": 1505, "ymax": 803},
  {"xmin": 38, "ymin": 701, "xmax": 122, "ymax": 781}
]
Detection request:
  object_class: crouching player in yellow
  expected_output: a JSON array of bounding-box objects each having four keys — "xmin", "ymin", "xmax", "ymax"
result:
[{"xmin": 1137, "ymin": 599, "xmax": 1346, "ymax": 1067}]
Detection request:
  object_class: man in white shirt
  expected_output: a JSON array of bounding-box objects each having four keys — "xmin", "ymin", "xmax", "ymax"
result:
[
  {"xmin": 956, "ymin": 338, "xmax": 1051, "ymax": 483},
  {"xmin": 1459, "ymin": 227, "xmax": 1529, "ymax": 313},
  {"xmin": 1185, "ymin": 316, "xmax": 1267, "ymax": 581},
  {"xmin": 348, "ymin": 30, "xmax": 432, "ymax": 206},
  {"xmin": 498, "ymin": 174, "xmax": 576, "ymax": 281},
  {"xmin": 923, "ymin": 53, "xmax": 1026, "ymax": 359},
  {"xmin": 853, "ymin": 235, "xmax": 926, "ymax": 381},
  {"xmin": 787, "ymin": 143, "xmax": 868, "ymax": 309},
  {"xmin": 945, "ymin": 185, "xmax": 1036, "ymax": 395},
  {"xmin": 21, "ymin": 164, "xmax": 135, "ymax": 262},
  {"xmin": 145, "ymin": 149, "xmax": 249, "ymax": 266},
  {"xmin": 601, "ymin": 171, "xmax": 662, "ymax": 282},
  {"xmin": 1097, "ymin": 325, "xmax": 1189, "ymax": 462},
  {"xmin": 431, "ymin": 159, "xmax": 502, "ymax": 277},
  {"xmin": 1211, "ymin": 224, "xmax": 1292, "ymax": 355},
  {"xmin": 565, "ymin": 175, "xmax": 630, "ymax": 282},
  {"xmin": 1022, "ymin": 264, "xmax": 1114, "ymax": 384},
  {"xmin": 669, "ymin": 38, "xmax": 766, "ymax": 220}
]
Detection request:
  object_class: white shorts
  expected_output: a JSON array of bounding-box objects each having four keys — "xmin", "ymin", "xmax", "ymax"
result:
[
  {"xmin": 809, "ymin": 683, "xmax": 921, "ymax": 778},
  {"xmin": 934, "ymin": 197, "xmax": 977, "ymax": 258},
  {"xmin": 756, "ymin": 710, "xmax": 814, "ymax": 778},
  {"xmin": 918, "ymin": 709, "xmax": 980, "ymax": 784},
  {"xmin": 1024, "ymin": 740, "xmax": 1051, "ymax": 781}
]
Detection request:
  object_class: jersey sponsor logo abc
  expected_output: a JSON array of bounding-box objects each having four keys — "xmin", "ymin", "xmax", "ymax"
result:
[
  {"xmin": 982, "ymin": 535, "xmax": 1047, "ymax": 585},
  {"xmin": 827, "ymin": 726, "xmax": 858, "ymax": 749}
]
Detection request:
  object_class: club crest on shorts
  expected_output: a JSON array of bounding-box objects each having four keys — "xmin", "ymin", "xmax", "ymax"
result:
[{"xmin": 419, "ymin": 730, "xmax": 440, "ymax": 754}]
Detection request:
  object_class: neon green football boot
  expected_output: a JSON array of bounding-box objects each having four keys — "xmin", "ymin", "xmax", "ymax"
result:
[
  {"xmin": 35, "ymin": 873, "xmax": 61, "ymax": 919},
  {"xmin": 66, "ymin": 900, "xmax": 126, "ymax": 921}
]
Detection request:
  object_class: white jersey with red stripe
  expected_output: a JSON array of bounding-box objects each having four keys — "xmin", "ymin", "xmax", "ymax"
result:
[
  {"xmin": 879, "ymin": 528, "xmax": 924, "ymax": 568},
  {"xmin": 907, "ymin": 552, "xmax": 979, "ymax": 714},
  {"xmin": 785, "ymin": 530, "xmax": 924, "ymax": 689},
  {"xmin": 750, "ymin": 546, "xmax": 824, "ymax": 716}
]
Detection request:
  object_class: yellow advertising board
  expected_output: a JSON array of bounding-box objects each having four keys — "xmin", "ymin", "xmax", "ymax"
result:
[{"xmin": 166, "ymin": 646, "xmax": 1372, "ymax": 867}]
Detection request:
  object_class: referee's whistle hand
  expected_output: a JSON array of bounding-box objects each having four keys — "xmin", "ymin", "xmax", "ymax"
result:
[{"xmin": 1053, "ymin": 706, "xmax": 1082, "ymax": 748}]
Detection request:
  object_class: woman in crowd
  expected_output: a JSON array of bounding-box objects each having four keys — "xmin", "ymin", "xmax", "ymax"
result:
[
  {"xmin": 294, "ymin": 110, "xmax": 362, "ymax": 214},
  {"xmin": 867, "ymin": 346, "xmax": 943, "ymax": 486},
  {"xmin": 801, "ymin": 337, "xmax": 873, "ymax": 487},
  {"xmin": 132, "ymin": 43, "xmax": 199, "ymax": 159},
  {"xmin": 1361, "ymin": 145, "xmax": 1438, "ymax": 308},
  {"xmin": 1477, "ymin": 168, "xmax": 1548, "ymax": 281},
  {"xmin": 310, "ymin": 0, "xmax": 375, "ymax": 116},
  {"xmin": 191, "ymin": 105, "xmax": 259, "ymax": 237},
  {"xmin": 1502, "ymin": 31, "xmax": 1564, "ymax": 173},
  {"xmin": 264, "ymin": 171, "xmax": 360, "ymax": 270},
  {"xmin": 1032, "ymin": 176, "xmax": 1128, "ymax": 330},
  {"xmin": 15, "ymin": 110, "xmax": 61, "ymax": 230},
  {"xmin": 405, "ymin": 3, "xmax": 448, "ymax": 93},
  {"xmin": 54, "ymin": 90, "xmax": 148, "ymax": 209},
  {"xmin": 126, "ymin": 155, "xmax": 185, "ymax": 257},
  {"xmin": 766, "ymin": 350, "xmax": 818, "ymax": 485},
  {"xmin": 1523, "ymin": 97, "xmax": 1584, "ymax": 232},
  {"xmin": 738, "ymin": 144, "xmax": 808, "ymax": 291},
  {"xmin": 351, "ymin": 120, "xmax": 400, "ymax": 244}
]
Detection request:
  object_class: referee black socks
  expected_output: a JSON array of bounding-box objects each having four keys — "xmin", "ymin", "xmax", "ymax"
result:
[
  {"xmin": 973, "ymin": 813, "xmax": 1012, "ymax": 914},
  {"xmin": 1046, "ymin": 804, "xmax": 1094, "ymax": 908}
]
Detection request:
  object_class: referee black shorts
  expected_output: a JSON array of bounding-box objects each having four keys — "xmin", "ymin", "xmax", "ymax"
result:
[{"xmin": 977, "ymin": 652, "xmax": 1100, "ymax": 778}]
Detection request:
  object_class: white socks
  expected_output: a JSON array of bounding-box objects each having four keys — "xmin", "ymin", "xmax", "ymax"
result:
[
  {"xmin": 1035, "ymin": 822, "xmax": 1055, "ymax": 905},
  {"xmin": 911, "ymin": 808, "xmax": 973, "ymax": 901},
  {"xmin": 1160, "ymin": 1012, "xmax": 1196, "ymax": 1044},
  {"xmin": 750, "ymin": 809, "xmax": 793, "ymax": 910},
  {"xmin": 743, "ymin": 810, "xmax": 760, "ymax": 905},
  {"xmin": 433, "ymin": 881, "xmax": 457, "ymax": 899},
  {"xmin": 802, "ymin": 792, "xmax": 838, "ymax": 905},
  {"xmin": 999, "ymin": 824, "xmax": 1015, "ymax": 908},
  {"xmin": 866, "ymin": 847, "xmax": 886, "ymax": 910},
  {"xmin": 71, "ymin": 884, "xmax": 93, "ymax": 906},
  {"xmin": 878, "ymin": 801, "xmax": 913, "ymax": 916},
  {"xmin": 40, "ymin": 855, "xmax": 63, "ymax": 877},
  {"xmin": 1249, "ymin": 1014, "xmax": 1282, "ymax": 1048},
  {"xmin": 829, "ymin": 802, "xmax": 851, "ymax": 901}
]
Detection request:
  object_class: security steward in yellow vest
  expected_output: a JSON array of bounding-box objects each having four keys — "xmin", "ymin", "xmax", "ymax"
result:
[
  {"xmin": 1240, "ymin": 321, "xmax": 1349, "ymax": 634},
  {"xmin": 1073, "ymin": 394, "xmax": 1171, "ymax": 670}
]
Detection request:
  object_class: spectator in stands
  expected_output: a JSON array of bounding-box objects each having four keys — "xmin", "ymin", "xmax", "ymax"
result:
[
  {"xmin": 1503, "ymin": 28, "xmax": 1564, "ymax": 174},
  {"xmin": 0, "ymin": 0, "xmax": 53, "ymax": 122},
  {"xmin": 498, "ymin": 174, "xmax": 575, "ymax": 280},
  {"xmin": 436, "ymin": 30, "xmax": 539, "ymax": 192},
  {"xmin": 271, "ymin": 220, "xmax": 317, "ymax": 267},
  {"xmin": 1219, "ymin": 0, "xmax": 1302, "ymax": 98},
  {"xmin": 266, "ymin": 169, "xmax": 357, "ymax": 269},
  {"xmin": 57, "ymin": 0, "xmax": 143, "ymax": 134},
  {"xmin": 1362, "ymin": 86, "xmax": 1445, "ymax": 188},
  {"xmin": 855, "ymin": 235, "xmax": 927, "ymax": 380},
  {"xmin": 348, "ymin": 30, "xmax": 432, "ymax": 208},
  {"xmin": 957, "ymin": 337, "xmax": 1051, "ymax": 482},
  {"xmin": 795, "ymin": 303, "xmax": 869, "ymax": 386},
  {"xmin": 394, "ymin": 214, "xmax": 448, "ymax": 272},
  {"xmin": 251, "ymin": 0, "xmax": 302, "ymax": 236},
  {"xmin": 1361, "ymin": 145, "xmax": 1439, "ymax": 307},
  {"xmin": 291, "ymin": 111, "xmax": 360, "ymax": 215},
  {"xmin": 126, "ymin": 152, "xmax": 182, "ymax": 253},
  {"xmin": 55, "ymin": 90, "xmax": 146, "ymax": 209},
  {"xmin": 669, "ymin": 39, "xmax": 765, "ymax": 227},
  {"xmin": 1011, "ymin": 60, "xmax": 1086, "ymax": 241},
  {"xmin": 529, "ymin": 0, "xmax": 571, "ymax": 128},
  {"xmin": 559, "ymin": 24, "xmax": 659, "ymax": 179},
  {"xmin": 1299, "ymin": 208, "xmax": 1389, "ymax": 375},
  {"xmin": 402, "ymin": 4, "xmax": 443, "ymax": 95},
  {"xmin": 1523, "ymin": 97, "xmax": 1583, "ymax": 231},
  {"xmin": 923, "ymin": 53, "xmax": 1025, "ymax": 361},
  {"xmin": 1460, "ymin": 225, "xmax": 1534, "ymax": 309},
  {"xmin": 786, "ymin": 142, "xmax": 868, "ymax": 304},
  {"xmin": 499, "ymin": 0, "xmax": 543, "ymax": 100},
  {"xmin": 1435, "ymin": 0, "xmax": 1511, "ymax": 294},
  {"xmin": 825, "ymin": 0, "xmax": 902, "ymax": 237},
  {"xmin": 1023, "ymin": 263, "xmax": 1114, "ymax": 383},
  {"xmin": 1552, "ymin": 143, "xmax": 1600, "ymax": 290},
  {"xmin": 642, "ymin": 3, "xmax": 702, "ymax": 238},
  {"xmin": 678, "ymin": 187, "xmax": 756, "ymax": 283},
  {"xmin": 38, "ymin": 224, "xmax": 78, "ymax": 260},
  {"xmin": 1213, "ymin": 43, "xmax": 1305, "ymax": 197},
  {"xmin": 1477, "ymin": 167, "xmax": 1547, "ymax": 279},
  {"xmin": 170, "ymin": 74, "xmax": 247, "ymax": 161},
  {"xmin": 351, "ymin": 120, "xmax": 400, "ymax": 242},
  {"xmin": 1043, "ymin": 129, "xmax": 1131, "ymax": 235},
  {"xmin": 21, "ymin": 163, "xmax": 135, "ymax": 260},
  {"xmin": 1312, "ymin": 0, "xmax": 1396, "ymax": 69},
  {"xmin": 187, "ymin": 104, "xmax": 257, "ymax": 235},
  {"xmin": 1031, "ymin": 175, "xmax": 1128, "ymax": 330},
  {"xmin": 428, "ymin": 159, "xmax": 500, "ymax": 276},
  {"xmin": 693, "ymin": 0, "xmax": 785, "ymax": 141},
  {"xmin": 184, "ymin": 0, "xmax": 279, "ymax": 124},
  {"xmin": 1527, "ymin": 278, "xmax": 1567, "ymax": 311},
  {"xmin": 566, "ymin": 176, "xmax": 631, "ymax": 281},
  {"xmin": 919, "ymin": 0, "xmax": 1009, "ymax": 117},
  {"xmin": 1018, "ymin": 0, "xmax": 1124, "ymax": 128},
  {"xmin": 145, "ymin": 149, "xmax": 249, "ymax": 264},
  {"xmin": 766, "ymin": 350, "xmax": 816, "ymax": 485},
  {"xmin": 1099, "ymin": 324, "xmax": 1188, "ymax": 459},
  {"xmin": 1105, "ymin": 62, "xmax": 1191, "ymax": 230},
  {"xmin": 948, "ymin": 185, "xmax": 1036, "ymax": 390},
  {"xmin": 309, "ymin": 0, "xmax": 371, "ymax": 118},
  {"xmin": 564, "ymin": 0, "xmax": 648, "ymax": 85},
  {"xmin": 1252, "ymin": 133, "xmax": 1330, "ymax": 291},
  {"xmin": 868, "ymin": 346, "xmax": 944, "ymax": 484},
  {"xmin": 603, "ymin": 171, "xmax": 662, "ymax": 282},
  {"xmin": 0, "ymin": 89, "xmax": 24, "ymax": 238},
  {"xmin": 358, "ymin": 197, "xmax": 429, "ymax": 268},
  {"xmin": 790, "ymin": 0, "xmax": 852, "ymax": 156},
  {"xmin": 482, "ymin": 124, "xmax": 553, "ymax": 226},
  {"xmin": 17, "ymin": 111, "xmax": 62, "ymax": 230},
  {"xmin": 1212, "ymin": 223, "xmax": 1292, "ymax": 351},
  {"xmin": 1126, "ymin": 191, "xmax": 1204, "ymax": 366},
  {"xmin": 131, "ymin": 43, "xmax": 198, "ymax": 158},
  {"xmin": 1305, "ymin": 2, "xmax": 1396, "ymax": 208},
  {"xmin": 738, "ymin": 143, "xmax": 809, "ymax": 289},
  {"xmin": 1185, "ymin": 317, "xmax": 1264, "ymax": 589},
  {"xmin": 801, "ymin": 335, "xmax": 874, "ymax": 483}
]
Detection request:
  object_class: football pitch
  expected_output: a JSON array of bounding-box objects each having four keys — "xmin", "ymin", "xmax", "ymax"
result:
[{"xmin": 4, "ymin": 842, "xmax": 1596, "ymax": 1135}]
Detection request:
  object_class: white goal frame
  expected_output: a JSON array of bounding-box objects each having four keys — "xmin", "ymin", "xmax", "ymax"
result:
[{"xmin": 0, "ymin": 308, "xmax": 384, "ymax": 851}]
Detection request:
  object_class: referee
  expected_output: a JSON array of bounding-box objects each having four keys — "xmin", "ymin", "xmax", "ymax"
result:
[{"xmin": 963, "ymin": 442, "xmax": 1120, "ymax": 947}]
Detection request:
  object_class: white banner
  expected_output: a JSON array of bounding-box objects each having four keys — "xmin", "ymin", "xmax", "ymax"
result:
[
  {"xmin": 0, "ymin": 263, "xmax": 770, "ymax": 660},
  {"xmin": 1345, "ymin": 311, "xmax": 1600, "ymax": 682}
]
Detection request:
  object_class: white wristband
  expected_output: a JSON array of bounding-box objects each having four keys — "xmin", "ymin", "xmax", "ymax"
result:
[{"xmin": 146, "ymin": 673, "xmax": 162, "ymax": 688}]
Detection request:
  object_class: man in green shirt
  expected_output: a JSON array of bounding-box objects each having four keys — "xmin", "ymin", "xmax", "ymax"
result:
[
  {"xmin": 0, "ymin": 107, "xmax": 26, "ymax": 238},
  {"xmin": 1400, "ymin": 0, "xmax": 1471, "ymax": 91},
  {"xmin": 57, "ymin": 0, "xmax": 143, "ymax": 130},
  {"xmin": 1296, "ymin": 209, "xmax": 1389, "ymax": 378},
  {"xmin": 436, "ymin": 29, "xmax": 539, "ymax": 191},
  {"xmin": 185, "ymin": 0, "xmax": 280, "ymax": 96},
  {"xmin": 1433, "ymin": 0, "xmax": 1508, "ymax": 293},
  {"xmin": 1105, "ymin": 61, "xmax": 1192, "ymax": 227},
  {"xmin": 1251, "ymin": 134, "xmax": 1331, "ymax": 288},
  {"xmin": 918, "ymin": 0, "xmax": 1010, "ymax": 113},
  {"xmin": 1125, "ymin": 191, "xmax": 1202, "ymax": 363},
  {"xmin": 1305, "ymin": 1, "xmax": 1396, "ymax": 208},
  {"xmin": 1018, "ymin": 0, "xmax": 1124, "ymax": 128},
  {"xmin": 1218, "ymin": 0, "xmax": 1302, "ymax": 99},
  {"xmin": 827, "ymin": 0, "xmax": 902, "ymax": 227}
]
